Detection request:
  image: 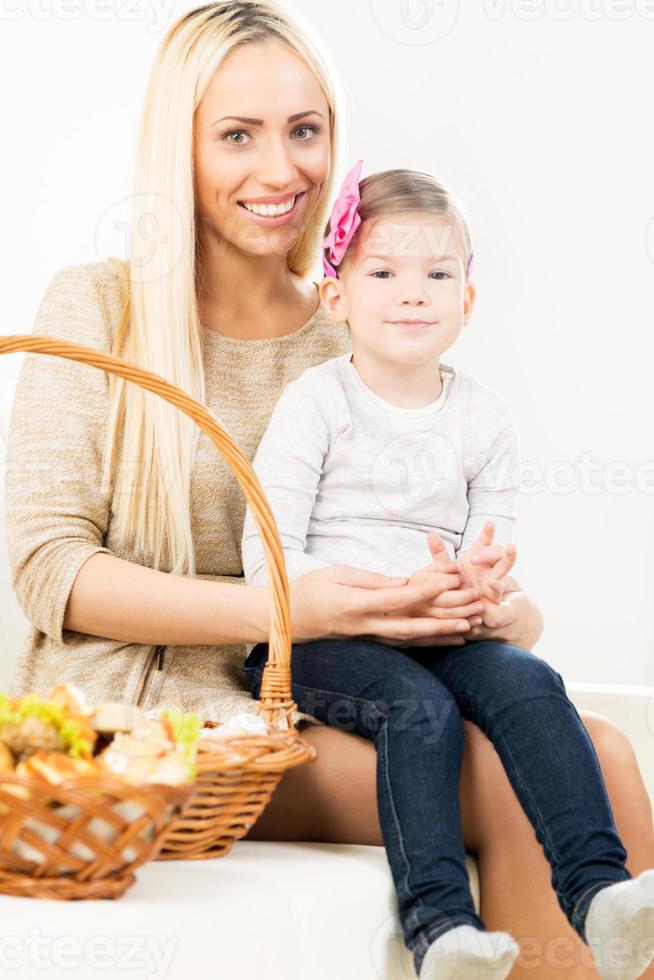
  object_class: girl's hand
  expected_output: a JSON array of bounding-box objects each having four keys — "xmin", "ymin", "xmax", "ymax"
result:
[
  {"xmin": 288, "ymin": 564, "xmax": 477, "ymax": 646},
  {"xmin": 374, "ymin": 532, "xmax": 484, "ymax": 647},
  {"xmin": 372, "ymin": 563, "xmax": 484, "ymax": 648},
  {"xmin": 455, "ymin": 521, "xmax": 517, "ymax": 604},
  {"xmin": 404, "ymin": 566, "xmax": 485, "ymax": 625},
  {"xmin": 466, "ymin": 593, "xmax": 524, "ymax": 645},
  {"xmin": 361, "ymin": 532, "xmax": 485, "ymax": 649}
]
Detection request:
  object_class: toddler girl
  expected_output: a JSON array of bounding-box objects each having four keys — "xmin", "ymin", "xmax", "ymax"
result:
[{"xmin": 241, "ymin": 161, "xmax": 654, "ymax": 980}]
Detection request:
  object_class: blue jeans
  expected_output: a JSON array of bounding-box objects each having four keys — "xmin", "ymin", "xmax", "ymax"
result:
[{"xmin": 243, "ymin": 638, "xmax": 631, "ymax": 976}]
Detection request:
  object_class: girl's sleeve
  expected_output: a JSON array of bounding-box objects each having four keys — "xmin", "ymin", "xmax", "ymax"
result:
[
  {"xmin": 457, "ymin": 396, "xmax": 521, "ymax": 557},
  {"xmin": 240, "ymin": 375, "xmax": 333, "ymax": 588},
  {"xmin": 4, "ymin": 264, "xmax": 114, "ymax": 643}
]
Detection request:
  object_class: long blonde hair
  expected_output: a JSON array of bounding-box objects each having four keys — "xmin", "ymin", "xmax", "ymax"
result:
[{"xmin": 103, "ymin": 1, "xmax": 344, "ymax": 576}]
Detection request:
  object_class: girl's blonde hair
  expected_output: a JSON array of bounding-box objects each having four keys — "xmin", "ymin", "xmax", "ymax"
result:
[
  {"xmin": 323, "ymin": 168, "xmax": 473, "ymax": 278},
  {"xmin": 103, "ymin": 0, "xmax": 344, "ymax": 576}
]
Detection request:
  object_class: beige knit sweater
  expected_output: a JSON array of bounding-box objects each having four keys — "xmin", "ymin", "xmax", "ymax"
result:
[{"xmin": 4, "ymin": 258, "xmax": 351, "ymax": 726}]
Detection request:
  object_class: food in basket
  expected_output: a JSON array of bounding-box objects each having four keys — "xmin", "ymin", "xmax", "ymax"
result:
[
  {"xmin": 91, "ymin": 701, "xmax": 148, "ymax": 734},
  {"xmin": 97, "ymin": 708, "xmax": 201, "ymax": 784},
  {"xmin": 199, "ymin": 711, "xmax": 269, "ymax": 748},
  {"xmin": 0, "ymin": 683, "xmax": 202, "ymax": 795},
  {"xmin": 0, "ymin": 684, "xmax": 202, "ymax": 874},
  {"xmin": 15, "ymin": 751, "xmax": 97, "ymax": 783},
  {"xmin": 0, "ymin": 684, "xmax": 96, "ymax": 761}
]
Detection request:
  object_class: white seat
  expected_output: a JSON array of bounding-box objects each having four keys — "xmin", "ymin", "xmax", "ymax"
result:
[
  {"xmin": 0, "ymin": 844, "xmax": 479, "ymax": 980},
  {"xmin": 1, "ymin": 350, "xmax": 652, "ymax": 980}
]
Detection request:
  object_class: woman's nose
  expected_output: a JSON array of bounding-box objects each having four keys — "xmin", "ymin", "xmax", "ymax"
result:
[{"xmin": 257, "ymin": 137, "xmax": 297, "ymax": 188}]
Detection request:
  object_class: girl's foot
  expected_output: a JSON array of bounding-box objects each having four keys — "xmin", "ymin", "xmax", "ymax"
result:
[
  {"xmin": 584, "ymin": 869, "xmax": 654, "ymax": 979},
  {"xmin": 418, "ymin": 924, "xmax": 520, "ymax": 979}
]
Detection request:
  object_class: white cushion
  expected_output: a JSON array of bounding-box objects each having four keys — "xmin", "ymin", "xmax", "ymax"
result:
[{"xmin": 0, "ymin": 844, "xmax": 478, "ymax": 979}]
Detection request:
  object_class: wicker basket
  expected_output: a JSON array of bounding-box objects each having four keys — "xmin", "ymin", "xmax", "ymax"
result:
[
  {"xmin": 0, "ymin": 770, "xmax": 194, "ymax": 899},
  {"xmin": 0, "ymin": 334, "xmax": 317, "ymax": 868},
  {"xmin": 157, "ymin": 721, "xmax": 313, "ymax": 860}
]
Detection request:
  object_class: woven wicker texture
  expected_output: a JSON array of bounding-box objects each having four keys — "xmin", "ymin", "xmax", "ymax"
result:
[
  {"xmin": 0, "ymin": 335, "xmax": 317, "ymax": 876},
  {"xmin": 0, "ymin": 770, "xmax": 194, "ymax": 898}
]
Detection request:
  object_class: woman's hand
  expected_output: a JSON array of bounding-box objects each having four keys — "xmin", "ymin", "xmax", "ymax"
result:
[{"xmin": 288, "ymin": 563, "xmax": 479, "ymax": 646}]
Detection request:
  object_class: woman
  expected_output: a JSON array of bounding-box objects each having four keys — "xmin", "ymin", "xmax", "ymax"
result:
[{"xmin": 5, "ymin": 3, "xmax": 652, "ymax": 976}]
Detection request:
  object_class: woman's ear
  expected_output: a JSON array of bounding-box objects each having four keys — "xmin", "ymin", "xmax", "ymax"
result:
[{"xmin": 318, "ymin": 276, "xmax": 349, "ymax": 322}]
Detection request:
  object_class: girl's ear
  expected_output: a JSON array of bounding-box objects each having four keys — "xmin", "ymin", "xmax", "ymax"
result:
[
  {"xmin": 462, "ymin": 280, "xmax": 476, "ymax": 325},
  {"xmin": 318, "ymin": 276, "xmax": 349, "ymax": 322}
]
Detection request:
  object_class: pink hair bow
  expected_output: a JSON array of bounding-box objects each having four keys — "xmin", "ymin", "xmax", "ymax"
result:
[{"xmin": 322, "ymin": 159, "xmax": 364, "ymax": 278}]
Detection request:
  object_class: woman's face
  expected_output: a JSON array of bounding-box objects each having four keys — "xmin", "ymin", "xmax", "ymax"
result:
[{"xmin": 194, "ymin": 38, "xmax": 331, "ymax": 261}]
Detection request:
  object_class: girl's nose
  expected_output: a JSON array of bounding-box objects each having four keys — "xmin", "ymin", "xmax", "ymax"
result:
[
  {"xmin": 397, "ymin": 274, "xmax": 430, "ymax": 305},
  {"xmin": 400, "ymin": 289, "xmax": 429, "ymax": 305}
]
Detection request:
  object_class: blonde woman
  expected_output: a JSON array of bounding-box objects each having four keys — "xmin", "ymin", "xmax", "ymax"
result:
[{"xmin": 5, "ymin": 3, "xmax": 652, "ymax": 976}]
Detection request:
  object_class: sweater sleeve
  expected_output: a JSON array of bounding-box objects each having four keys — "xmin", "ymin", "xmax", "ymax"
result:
[
  {"xmin": 4, "ymin": 264, "xmax": 115, "ymax": 643},
  {"xmin": 241, "ymin": 375, "xmax": 332, "ymax": 589},
  {"xmin": 457, "ymin": 396, "xmax": 521, "ymax": 557}
]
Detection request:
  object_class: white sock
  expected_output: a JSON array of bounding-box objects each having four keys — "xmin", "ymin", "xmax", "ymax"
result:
[
  {"xmin": 584, "ymin": 869, "xmax": 654, "ymax": 980},
  {"xmin": 418, "ymin": 924, "xmax": 520, "ymax": 980}
]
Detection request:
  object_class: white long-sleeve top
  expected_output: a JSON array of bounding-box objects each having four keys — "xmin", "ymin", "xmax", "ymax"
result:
[{"xmin": 241, "ymin": 352, "xmax": 521, "ymax": 588}]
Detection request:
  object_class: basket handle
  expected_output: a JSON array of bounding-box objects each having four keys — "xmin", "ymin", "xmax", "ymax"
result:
[{"xmin": 0, "ymin": 335, "xmax": 299, "ymax": 731}]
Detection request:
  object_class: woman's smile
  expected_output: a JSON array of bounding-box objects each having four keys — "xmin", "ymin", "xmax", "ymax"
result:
[{"xmin": 237, "ymin": 190, "xmax": 307, "ymax": 225}]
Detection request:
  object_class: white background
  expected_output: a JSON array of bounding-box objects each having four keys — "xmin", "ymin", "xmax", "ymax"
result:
[{"xmin": 1, "ymin": 0, "xmax": 653, "ymax": 685}]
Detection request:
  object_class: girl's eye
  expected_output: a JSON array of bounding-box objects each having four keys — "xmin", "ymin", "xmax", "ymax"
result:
[{"xmin": 371, "ymin": 270, "xmax": 452, "ymax": 280}]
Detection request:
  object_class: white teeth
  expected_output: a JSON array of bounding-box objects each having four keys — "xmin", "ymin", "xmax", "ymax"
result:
[{"xmin": 241, "ymin": 195, "xmax": 296, "ymax": 217}]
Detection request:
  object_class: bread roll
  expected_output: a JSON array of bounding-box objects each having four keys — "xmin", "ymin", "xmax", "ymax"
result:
[
  {"xmin": 91, "ymin": 702, "xmax": 148, "ymax": 734},
  {"xmin": 145, "ymin": 750, "xmax": 189, "ymax": 786},
  {"xmin": 47, "ymin": 682, "xmax": 92, "ymax": 717}
]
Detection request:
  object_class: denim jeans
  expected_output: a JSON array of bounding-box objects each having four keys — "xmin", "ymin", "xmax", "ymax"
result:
[{"xmin": 243, "ymin": 638, "xmax": 631, "ymax": 976}]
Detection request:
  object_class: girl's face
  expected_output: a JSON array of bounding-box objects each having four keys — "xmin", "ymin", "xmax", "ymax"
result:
[
  {"xmin": 193, "ymin": 38, "xmax": 331, "ymax": 260},
  {"xmin": 320, "ymin": 211, "xmax": 476, "ymax": 366}
]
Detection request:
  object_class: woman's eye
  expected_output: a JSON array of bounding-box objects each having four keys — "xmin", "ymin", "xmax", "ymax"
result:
[
  {"xmin": 293, "ymin": 124, "xmax": 321, "ymax": 141},
  {"xmin": 221, "ymin": 129, "xmax": 250, "ymax": 145},
  {"xmin": 221, "ymin": 124, "xmax": 321, "ymax": 146},
  {"xmin": 371, "ymin": 270, "xmax": 392, "ymax": 278},
  {"xmin": 429, "ymin": 271, "xmax": 451, "ymax": 280}
]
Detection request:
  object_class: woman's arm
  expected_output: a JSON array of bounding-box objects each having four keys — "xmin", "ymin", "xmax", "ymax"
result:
[
  {"xmin": 62, "ymin": 551, "xmax": 270, "ymax": 645},
  {"xmin": 63, "ymin": 552, "xmax": 473, "ymax": 647},
  {"xmin": 5, "ymin": 265, "xmax": 272, "ymax": 650}
]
